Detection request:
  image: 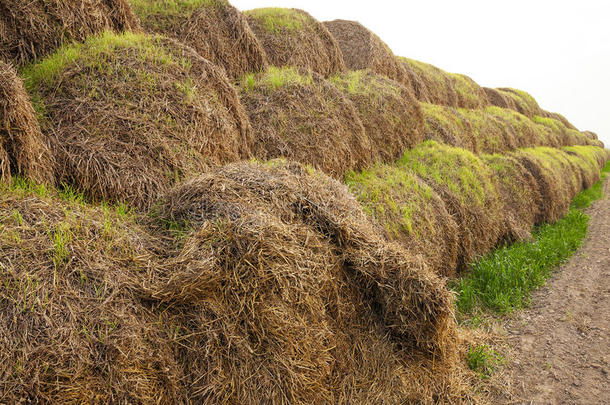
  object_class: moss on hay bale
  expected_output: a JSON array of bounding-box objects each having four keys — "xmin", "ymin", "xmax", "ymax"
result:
[
  {"xmin": 329, "ymin": 70, "xmax": 424, "ymax": 163},
  {"xmin": 483, "ymin": 87, "xmax": 518, "ymax": 110},
  {"xmin": 451, "ymin": 73, "xmax": 488, "ymax": 109},
  {"xmin": 153, "ymin": 159, "xmax": 458, "ymax": 403},
  {"xmin": 245, "ymin": 8, "xmax": 345, "ymax": 77},
  {"xmin": 0, "ymin": 183, "xmax": 183, "ymax": 403},
  {"xmin": 458, "ymin": 108, "xmax": 518, "ymax": 153},
  {"xmin": 542, "ymin": 110, "xmax": 578, "ymax": 130},
  {"xmin": 0, "ymin": 61, "xmax": 54, "ymax": 184},
  {"xmin": 238, "ymin": 66, "xmax": 370, "ymax": 177},
  {"xmin": 130, "ymin": 0, "xmax": 268, "ymax": 79},
  {"xmin": 398, "ymin": 141, "xmax": 504, "ymax": 270},
  {"xmin": 482, "ymin": 153, "xmax": 542, "ymax": 241},
  {"xmin": 21, "ymin": 31, "xmax": 252, "ymax": 208},
  {"xmin": 346, "ymin": 166, "xmax": 459, "ymax": 277},
  {"xmin": 0, "ymin": 0, "xmax": 139, "ymax": 66},
  {"xmin": 484, "ymin": 106, "xmax": 549, "ymax": 148},
  {"xmin": 420, "ymin": 103, "xmax": 478, "ymax": 151},
  {"xmin": 323, "ymin": 19, "xmax": 411, "ymax": 87}
]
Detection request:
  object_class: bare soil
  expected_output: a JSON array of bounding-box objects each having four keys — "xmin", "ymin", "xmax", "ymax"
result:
[{"xmin": 501, "ymin": 179, "xmax": 610, "ymax": 404}]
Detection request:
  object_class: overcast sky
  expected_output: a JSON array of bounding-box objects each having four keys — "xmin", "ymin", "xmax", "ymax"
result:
[{"xmin": 232, "ymin": 0, "xmax": 610, "ymax": 147}]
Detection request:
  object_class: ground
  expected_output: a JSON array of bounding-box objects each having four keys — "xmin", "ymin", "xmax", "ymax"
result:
[{"xmin": 500, "ymin": 178, "xmax": 610, "ymax": 404}]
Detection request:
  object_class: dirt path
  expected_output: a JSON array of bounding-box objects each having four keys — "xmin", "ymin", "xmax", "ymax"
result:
[{"xmin": 502, "ymin": 179, "xmax": 610, "ymax": 404}]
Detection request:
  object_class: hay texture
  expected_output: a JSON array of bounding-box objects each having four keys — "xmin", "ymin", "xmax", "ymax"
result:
[
  {"xmin": 0, "ymin": 185, "xmax": 183, "ymax": 403},
  {"xmin": 495, "ymin": 88, "xmax": 542, "ymax": 118},
  {"xmin": 22, "ymin": 32, "xmax": 252, "ymax": 208},
  {"xmin": 483, "ymin": 154, "xmax": 542, "ymax": 242},
  {"xmin": 239, "ymin": 66, "xmax": 370, "ymax": 177},
  {"xmin": 323, "ymin": 19, "xmax": 411, "ymax": 87},
  {"xmin": 0, "ymin": 0, "xmax": 139, "ymax": 66},
  {"xmin": 131, "ymin": 0, "xmax": 268, "ymax": 79},
  {"xmin": 346, "ymin": 166, "xmax": 459, "ymax": 277},
  {"xmin": 483, "ymin": 87, "xmax": 517, "ymax": 110},
  {"xmin": 0, "ymin": 61, "xmax": 53, "ymax": 184},
  {"xmin": 330, "ymin": 70, "xmax": 424, "ymax": 163},
  {"xmin": 151, "ymin": 160, "xmax": 459, "ymax": 403},
  {"xmin": 245, "ymin": 8, "xmax": 345, "ymax": 77},
  {"xmin": 399, "ymin": 58, "xmax": 487, "ymax": 109},
  {"xmin": 399, "ymin": 141, "xmax": 504, "ymax": 271}
]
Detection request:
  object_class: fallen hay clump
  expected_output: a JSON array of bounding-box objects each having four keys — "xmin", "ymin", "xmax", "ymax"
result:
[
  {"xmin": 245, "ymin": 8, "xmax": 345, "ymax": 76},
  {"xmin": 398, "ymin": 141, "xmax": 504, "ymax": 271},
  {"xmin": 22, "ymin": 31, "xmax": 252, "ymax": 208},
  {"xmin": 323, "ymin": 19, "xmax": 411, "ymax": 87},
  {"xmin": 0, "ymin": 0, "xmax": 139, "ymax": 66},
  {"xmin": 151, "ymin": 159, "xmax": 464, "ymax": 403},
  {"xmin": 330, "ymin": 70, "xmax": 424, "ymax": 163},
  {"xmin": 346, "ymin": 165, "xmax": 459, "ymax": 277},
  {"xmin": 0, "ymin": 61, "xmax": 53, "ymax": 184},
  {"xmin": 131, "ymin": 0, "xmax": 268, "ymax": 79},
  {"xmin": 238, "ymin": 66, "xmax": 371, "ymax": 177}
]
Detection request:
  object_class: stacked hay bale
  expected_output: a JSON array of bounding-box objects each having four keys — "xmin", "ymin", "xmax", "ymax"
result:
[
  {"xmin": 483, "ymin": 87, "xmax": 518, "ymax": 110},
  {"xmin": 148, "ymin": 160, "xmax": 460, "ymax": 403},
  {"xmin": 420, "ymin": 103, "xmax": 479, "ymax": 151},
  {"xmin": 494, "ymin": 88, "xmax": 542, "ymax": 118},
  {"xmin": 0, "ymin": 186, "xmax": 183, "ymax": 403},
  {"xmin": 330, "ymin": 70, "xmax": 424, "ymax": 163},
  {"xmin": 346, "ymin": 166, "xmax": 459, "ymax": 277},
  {"xmin": 484, "ymin": 106, "xmax": 555, "ymax": 148},
  {"xmin": 238, "ymin": 66, "xmax": 370, "ymax": 177},
  {"xmin": 0, "ymin": 0, "xmax": 139, "ymax": 65},
  {"xmin": 482, "ymin": 154, "xmax": 542, "ymax": 241},
  {"xmin": 323, "ymin": 19, "xmax": 411, "ymax": 87},
  {"xmin": 130, "ymin": 0, "xmax": 268, "ymax": 79},
  {"xmin": 398, "ymin": 141, "xmax": 504, "ymax": 270},
  {"xmin": 399, "ymin": 58, "xmax": 488, "ymax": 109},
  {"xmin": 0, "ymin": 61, "xmax": 53, "ymax": 184},
  {"xmin": 21, "ymin": 31, "xmax": 252, "ymax": 208},
  {"xmin": 245, "ymin": 8, "xmax": 345, "ymax": 76}
]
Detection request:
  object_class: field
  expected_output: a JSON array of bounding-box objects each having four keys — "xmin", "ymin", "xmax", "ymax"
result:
[{"xmin": 1, "ymin": 1, "xmax": 608, "ymax": 403}]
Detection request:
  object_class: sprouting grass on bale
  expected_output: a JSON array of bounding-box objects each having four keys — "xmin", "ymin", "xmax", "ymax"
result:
[
  {"xmin": 453, "ymin": 161, "xmax": 609, "ymax": 314},
  {"xmin": 245, "ymin": 7, "xmax": 310, "ymax": 33},
  {"xmin": 241, "ymin": 66, "xmax": 313, "ymax": 92},
  {"xmin": 130, "ymin": 0, "xmax": 227, "ymax": 18}
]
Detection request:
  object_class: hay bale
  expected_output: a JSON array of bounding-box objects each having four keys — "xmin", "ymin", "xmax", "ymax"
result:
[
  {"xmin": 482, "ymin": 154, "xmax": 542, "ymax": 242},
  {"xmin": 346, "ymin": 166, "xmax": 459, "ymax": 277},
  {"xmin": 0, "ymin": 186, "xmax": 183, "ymax": 403},
  {"xmin": 0, "ymin": 61, "xmax": 53, "ymax": 184},
  {"xmin": 483, "ymin": 87, "xmax": 518, "ymax": 110},
  {"xmin": 238, "ymin": 66, "xmax": 370, "ymax": 177},
  {"xmin": 152, "ymin": 159, "xmax": 457, "ymax": 402},
  {"xmin": 131, "ymin": 0, "xmax": 268, "ymax": 79},
  {"xmin": 496, "ymin": 87, "xmax": 542, "ymax": 118},
  {"xmin": 22, "ymin": 31, "xmax": 252, "ymax": 208},
  {"xmin": 0, "ymin": 0, "xmax": 139, "ymax": 66},
  {"xmin": 399, "ymin": 141, "xmax": 504, "ymax": 271},
  {"xmin": 583, "ymin": 130, "xmax": 598, "ymax": 140},
  {"xmin": 542, "ymin": 110, "xmax": 578, "ymax": 130},
  {"xmin": 330, "ymin": 70, "xmax": 424, "ymax": 163},
  {"xmin": 420, "ymin": 103, "xmax": 478, "ymax": 151},
  {"xmin": 451, "ymin": 73, "xmax": 488, "ymax": 109},
  {"xmin": 400, "ymin": 58, "xmax": 458, "ymax": 106},
  {"xmin": 485, "ymin": 106, "xmax": 549, "ymax": 148},
  {"xmin": 459, "ymin": 108, "xmax": 518, "ymax": 153},
  {"xmin": 245, "ymin": 8, "xmax": 345, "ymax": 77},
  {"xmin": 323, "ymin": 19, "xmax": 411, "ymax": 87}
]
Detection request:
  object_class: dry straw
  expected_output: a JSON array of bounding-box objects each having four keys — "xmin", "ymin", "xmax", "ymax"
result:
[
  {"xmin": 323, "ymin": 19, "xmax": 412, "ymax": 87},
  {"xmin": 245, "ymin": 8, "xmax": 346, "ymax": 77},
  {"xmin": 22, "ymin": 32, "xmax": 252, "ymax": 208},
  {"xmin": 238, "ymin": 66, "xmax": 371, "ymax": 178},
  {"xmin": 131, "ymin": 0, "xmax": 268, "ymax": 79},
  {"xmin": 0, "ymin": 0, "xmax": 139, "ymax": 66},
  {"xmin": 330, "ymin": 69, "xmax": 424, "ymax": 164},
  {"xmin": 0, "ymin": 61, "xmax": 54, "ymax": 184}
]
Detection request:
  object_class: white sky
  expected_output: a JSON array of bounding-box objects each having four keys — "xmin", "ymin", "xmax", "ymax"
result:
[{"xmin": 232, "ymin": 0, "xmax": 610, "ymax": 147}]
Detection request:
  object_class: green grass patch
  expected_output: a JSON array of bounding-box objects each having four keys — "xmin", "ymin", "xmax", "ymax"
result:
[
  {"xmin": 240, "ymin": 66, "xmax": 313, "ymax": 92},
  {"xmin": 131, "ymin": 0, "xmax": 226, "ymax": 17},
  {"xmin": 453, "ymin": 162, "xmax": 609, "ymax": 315},
  {"xmin": 466, "ymin": 345, "xmax": 503, "ymax": 378}
]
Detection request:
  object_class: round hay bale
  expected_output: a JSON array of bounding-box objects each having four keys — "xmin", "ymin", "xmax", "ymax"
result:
[
  {"xmin": 245, "ymin": 8, "xmax": 345, "ymax": 77},
  {"xmin": 330, "ymin": 70, "xmax": 424, "ymax": 163},
  {"xmin": 22, "ymin": 31, "xmax": 252, "ymax": 208},
  {"xmin": 238, "ymin": 66, "xmax": 370, "ymax": 178},
  {"xmin": 582, "ymin": 130, "xmax": 599, "ymax": 141},
  {"xmin": 0, "ymin": 0, "xmax": 139, "ymax": 66},
  {"xmin": 400, "ymin": 58, "xmax": 458, "ymax": 106},
  {"xmin": 542, "ymin": 110, "xmax": 578, "ymax": 130},
  {"xmin": 483, "ymin": 154, "xmax": 542, "ymax": 242},
  {"xmin": 562, "ymin": 145, "xmax": 603, "ymax": 189},
  {"xmin": 323, "ymin": 19, "xmax": 411, "ymax": 87},
  {"xmin": 399, "ymin": 141, "xmax": 504, "ymax": 271},
  {"xmin": 451, "ymin": 73, "xmax": 488, "ymax": 109},
  {"xmin": 459, "ymin": 108, "xmax": 518, "ymax": 153},
  {"xmin": 0, "ymin": 188, "xmax": 183, "ymax": 403},
  {"xmin": 131, "ymin": 0, "xmax": 268, "ymax": 79},
  {"xmin": 483, "ymin": 87, "xmax": 518, "ymax": 110},
  {"xmin": 420, "ymin": 103, "xmax": 478, "ymax": 152},
  {"xmin": 497, "ymin": 87, "xmax": 542, "ymax": 118},
  {"xmin": 0, "ymin": 61, "xmax": 54, "ymax": 184},
  {"xmin": 485, "ymin": 106, "xmax": 546, "ymax": 148},
  {"xmin": 346, "ymin": 165, "xmax": 459, "ymax": 277},
  {"xmin": 152, "ymin": 159, "xmax": 456, "ymax": 402}
]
